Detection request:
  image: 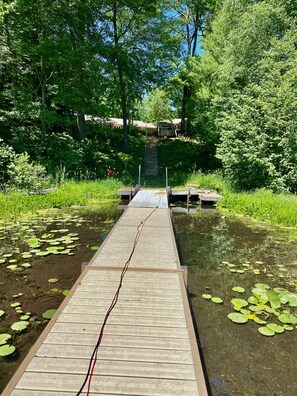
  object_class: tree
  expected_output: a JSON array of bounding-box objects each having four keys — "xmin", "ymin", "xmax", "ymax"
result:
[
  {"xmin": 166, "ymin": 0, "xmax": 218, "ymax": 133},
  {"xmin": 97, "ymin": 1, "xmax": 178, "ymax": 152},
  {"xmin": 140, "ymin": 88, "xmax": 173, "ymax": 123},
  {"xmin": 197, "ymin": 0, "xmax": 297, "ymax": 191}
]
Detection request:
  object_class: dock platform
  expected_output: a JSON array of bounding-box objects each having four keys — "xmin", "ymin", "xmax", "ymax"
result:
[
  {"xmin": 118, "ymin": 186, "xmax": 223, "ymax": 204},
  {"xmin": 3, "ymin": 196, "xmax": 207, "ymax": 395}
]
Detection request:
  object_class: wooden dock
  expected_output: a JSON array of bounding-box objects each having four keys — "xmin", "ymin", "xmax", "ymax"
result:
[
  {"xmin": 3, "ymin": 193, "xmax": 208, "ymax": 395},
  {"xmin": 118, "ymin": 186, "xmax": 223, "ymax": 204}
]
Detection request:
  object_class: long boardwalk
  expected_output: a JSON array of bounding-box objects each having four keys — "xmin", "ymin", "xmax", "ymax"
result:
[{"xmin": 3, "ymin": 192, "xmax": 208, "ymax": 395}]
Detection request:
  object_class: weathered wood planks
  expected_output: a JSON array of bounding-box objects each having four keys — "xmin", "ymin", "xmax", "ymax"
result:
[{"xmin": 128, "ymin": 190, "xmax": 168, "ymax": 208}]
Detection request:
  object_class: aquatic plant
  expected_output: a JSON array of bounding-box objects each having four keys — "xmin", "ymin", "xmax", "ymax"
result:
[
  {"xmin": 0, "ymin": 345, "xmax": 16, "ymax": 357},
  {"xmin": 42, "ymin": 309, "xmax": 57, "ymax": 319},
  {"xmin": 227, "ymin": 283, "xmax": 297, "ymax": 336},
  {"xmin": 0, "ymin": 334, "xmax": 11, "ymax": 345},
  {"xmin": 11, "ymin": 321, "xmax": 29, "ymax": 332}
]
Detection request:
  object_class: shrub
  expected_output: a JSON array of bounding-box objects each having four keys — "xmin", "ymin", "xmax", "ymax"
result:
[{"xmin": 8, "ymin": 153, "xmax": 47, "ymax": 190}]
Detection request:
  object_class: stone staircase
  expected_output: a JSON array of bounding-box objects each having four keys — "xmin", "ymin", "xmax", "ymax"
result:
[{"xmin": 145, "ymin": 133, "xmax": 158, "ymax": 177}]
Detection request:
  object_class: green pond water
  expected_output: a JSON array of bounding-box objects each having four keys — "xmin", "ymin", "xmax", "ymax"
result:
[
  {"xmin": 0, "ymin": 205, "xmax": 296, "ymax": 395},
  {"xmin": 172, "ymin": 211, "xmax": 297, "ymax": 396}
]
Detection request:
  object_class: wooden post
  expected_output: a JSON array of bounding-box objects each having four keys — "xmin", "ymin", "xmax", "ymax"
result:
[
  {"xmin": 181, "ymin": 265, "xmax": 188, "ymax": 287},
  {"xmin": 81, "ymin": 261, "xmax": 89, "ymax": 273},
  {"xmin": 138, "ymin": 164, "xmax": 141, "ymax": 186},
  {"xmin": 166, "ymin": 167, "xmax": 168, "ymax": 187}
]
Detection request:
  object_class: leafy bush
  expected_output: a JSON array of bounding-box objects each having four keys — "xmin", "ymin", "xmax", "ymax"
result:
[
  {"xmin": 8, "ymin": 153, "xmax": 47, "ymax": 190},
  {"xmin": 0, "ymin": 139, "xmax": 47, "ymax": 191},
  {"xmin": 0, "ymin": 139, "xmax": 16, "ymax": 188}
]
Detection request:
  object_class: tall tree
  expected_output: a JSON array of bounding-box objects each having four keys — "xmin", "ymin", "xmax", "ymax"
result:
[
  {"xmin": 197, "ymin": 0, "xmax": 297, "ymax": 191},
  {"xmin": 166, "ymin": 0, "xmax": 217, "ymax": 133},
  {"xmin": 98, "ymin": 0, "xmax": 178, "ymax": 152}
]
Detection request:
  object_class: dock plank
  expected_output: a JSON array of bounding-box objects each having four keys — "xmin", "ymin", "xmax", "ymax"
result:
[
  {"xmin": 128, "ymin": 190, "xmax": 168, "ymax": 208},
  {"xmin": 26, "ymin": 357, "xmax": 196, "ymax": 380},
  {"xmin": 44, "ymin": 333, "xmax": 191, "ymax": 350},
  {"xmin": 15, "ymin": 373, "xmax": 199, "ymax": 395}
]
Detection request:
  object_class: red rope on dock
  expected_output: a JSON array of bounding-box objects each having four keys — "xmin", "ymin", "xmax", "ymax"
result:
[{"xmin": 76, "ymin": 208, "xmax": 157, "ymax": 396}]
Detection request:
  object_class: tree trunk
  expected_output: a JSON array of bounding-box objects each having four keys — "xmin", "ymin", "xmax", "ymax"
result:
[
  {"xmin": 181, "ymin": 84, "xmax": 191, "ymax": 134},
  {"xmin": 118, "ymin": 64, "xmax": 129, "ymax": 153},
  {"xmin": 113, "ymin": 5, "xmax": 129, "ymax": 153},
  {"xmin": 77, "ymin": 113, "xmax": 86, "ymax": 140},
  {"xmin": 40, "ymin": 80, "xmax": 47, "ymax": 142}
]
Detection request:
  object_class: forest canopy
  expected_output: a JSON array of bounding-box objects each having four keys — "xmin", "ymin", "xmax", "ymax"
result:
[{"xmin": 0, "ymin": 0, "xmax": 297, "ymax": 193}]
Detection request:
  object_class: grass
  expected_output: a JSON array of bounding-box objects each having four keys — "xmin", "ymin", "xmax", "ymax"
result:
[
  {"xmin": 1, "ymin": 134, "xmax": 297, "ymax": 230},
  {"xmin": 0, "ymin": 179, "xmax": 122, "ymax": 219},
  {"xmin": 187, "ymin": 172, "xmax": 297, "ymax": 228},
  {"xmin": 219, "ymin": 189, "xmax": 297, "ymax": 228}
]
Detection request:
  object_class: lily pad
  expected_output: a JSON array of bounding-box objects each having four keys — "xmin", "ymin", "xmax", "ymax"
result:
[
  {"xmin": 35, "ymin": 251, "xmax": 50, "ymax": 257},
  {"xmin": 227, "ymin": 312, "xmax": 248, "ymax": 324},
  {"xmin": 10, "ymin": 302, "xmax": 20, "ymax": 308},
  {"xmin": 254, "ymin": 317, "xmax": 267, "ymax": 325},
  {"xmin": 42, "ymin": 309, "xmax": 57, "ymax": 319},
  {"xmin": 0, "ymin": 344, "xmax": 15, "ymax": 357},
  {"xmin": 0, "ymin": 334, "xmax": 11, "ymax": 345},
  {"xmin": 248, "ymin": 296, "xmax": 258, "ymax": 305},
  {"xmin": 249, "ymin": 305, "xmax": 262, "ymax": 312},
  {"xmin": 63, "ymin": 290, "xmax": 70, "ymax": 296},
  {"xmin": 11, "ymin": 321, "xmax": 29, "ymax": 332},
  {"xmin": 283, "ymin": 325, "xmax": 294, "ymax": 331},
  {"xmin": 0, "ymin": 310, "xmax": 4, "ymax": 318},
  {"xmin": 255, "ymin": 283, "xmax": 270, "ymax": 289},
  {"xmin": 202, "ymin": 294, "xmax": 212, "ymax": 300},
  {"xmin": 48, "ymin": 278, "xmax": 59, "ymax": 283},
  {"xmin": 279, "ymin": 292, "xmax": 297, "ymax": 307},
  {"xmin": 90, "ymin": 246, "xmax": 99, "ymax": 251},
  {"xmin": 6, "ymin": 264, "xmax": 18, "ymax": 271},
  {"xmin": 211, "ymin": 297, "xmax": 223, "ymax": 304},
  {"xmin": 278, "ymin": 314, "xmax": 297, "ymax": 325},
  {"xmin": 20, "ymin": 315, "xmax": 30, "ymax": 321},
  {"xmin": 22, "ymin": 254, "xmax": 32, "ymax": 259},
  {"xmin": 232, "ymin": 286, "xmax": 245, "ymax": 293},
  {"xmin": 252, "ymin": 288, "xmax": 268, "ymax": 303},
  {"xmin": 21, "ymin": 263, "xmax": 31, "ymax": 268},
  {"xmin": 267, "ymin": 290, "xmax": 281, "ymax": 310},
  {"xmin": 273, "ymin": 287, "xmax": 288, "ymax": 294},
  {"xmin": 231, "ymin": 298, "xmax": 248, "ymax": 308},
  {"xmin": 266, "ymin": 323, "xmax": 284, "ymax": 334},
  {"xmin": 258, "ymin": 326, "xmax": 275, "ymax": 336}
]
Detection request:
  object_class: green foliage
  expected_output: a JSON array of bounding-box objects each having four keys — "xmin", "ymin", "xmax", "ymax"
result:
[
  {"xmin": 0, "ymin": 180, "xmax": 121, "ymax": 219},
  {"xmin": 0, "ymin": 139, "xmax": 16, "ymax": 187},
  {"xmin": 195, "ymin": 0, "xmax": 297, "ymax": 192},
  {"xmin": 8, "ymin": 153, "xmax": 47, "ymax": 191},
  {"xmin": 140, "ymin": 88, "xmax": 174, "ymax": 123},
  {"xmin": 218, "ymin": 189, "xmax": 297, "ymax": 228},
  {"xmin": 0, "ymin": 139, "xmax": 47, "ymax": 191}
]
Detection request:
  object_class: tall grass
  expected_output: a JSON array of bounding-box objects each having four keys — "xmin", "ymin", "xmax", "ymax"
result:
[
  {"xmin": 182, "ymin": 172, "xmax": 297, "ymax": 228},
  {"xmin": 0, "ymin": 179, "xmax": 122, "ymax": 219},
  {"xmin": 219, "ymin": 189, "xmax": 297, "ymax": 228}
]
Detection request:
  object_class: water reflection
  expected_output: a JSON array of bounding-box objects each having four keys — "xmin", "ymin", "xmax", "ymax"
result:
[{"xmin": 173, "ymin": 212, "xmax": 297, "ymax": 396}]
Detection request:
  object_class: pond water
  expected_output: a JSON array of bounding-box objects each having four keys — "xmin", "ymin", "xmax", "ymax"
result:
[
  {"xmin": 1, "ymin": 205, "xmax": 296, "ymax": 395},
  {"xmin": 0, "ymin": 204, "xmax": 121, "ymax": 392},
  {"xmin": 172, "ymin": 211, "xmax": 297, "ymax": 396}
]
